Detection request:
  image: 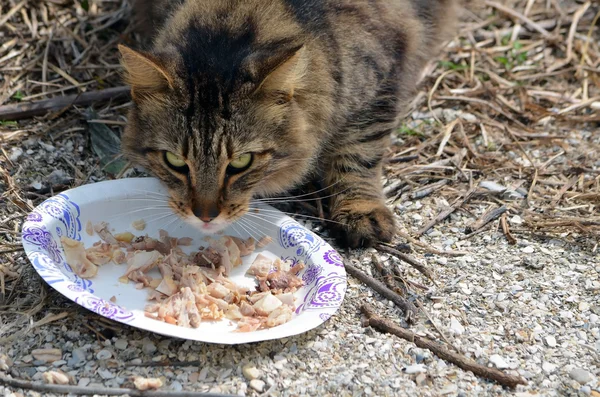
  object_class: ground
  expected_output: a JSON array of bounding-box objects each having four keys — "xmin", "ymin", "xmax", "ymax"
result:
[{"xmin": 0, "ymin": 0, "xmax": 599, "ymax": 396}]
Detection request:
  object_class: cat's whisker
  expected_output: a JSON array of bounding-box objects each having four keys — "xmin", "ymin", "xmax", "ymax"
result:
[
  {"xmin": 242, "ymin": 212, "xmax": 290, "ymax": 230},
  {"xmin": 118, "ymin": 197, "xmax": 170, "ymax": 204},
  {"xmin": 235, "ymin": 219, "xmax": 261, "ymax": 242},
  {"xmin": 157, "ymin": 213, "xmax": 182, "ymax": 231},
  {"xmin": 238, "ymin": 216, "xmax": 272, "ymax": 237},
  {"xmin": 104, "ymin": 206, "xmax": 174, "ymax": 219},
  {"xmin": 246, "ymin": 207, "xmax": 349, "ymax": 228},
  {"xmin": 140, "ymin": 212, "xmax": 179, "ymax": 226},
  {"xmin": 252, "ymin": 186, "xmax": 352, "ymax": 205},
  {"xmin": 252, "ymin": 175, "xmax": 349, "ymax": 203},
  {"xmin": 127, "ymin": 189, "xmax": 171, "ymax": 199}
]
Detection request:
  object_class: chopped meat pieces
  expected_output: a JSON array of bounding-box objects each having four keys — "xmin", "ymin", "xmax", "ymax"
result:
[
  {"xmin": 85, "ymin": 221, "xmax": 94, "ymax": 236},
  {"xmin": 125, "ymin": 250, "xmax": 161, "ymax": 276},
  {"xmin": 246, "ymin": 254, "xmax": 273, "ymax": 278},
  {"xmin": 67, "ymin": 223, "xmax": 306, "ymax": 332},
  {"xmin": 131, "ymin": 219, "xmax": 146, "ymax": 231},
  {"xmin": 253, "ymin": 292, "xmax": 283, "ymax": 316},
  {"xmin": 133, "ymin": 377, "xmax": 163, "ymax": 391},
  {"xmin": 114, "ymin": 232, "xmax": 135, "ymax": 243},
  {"xmin": 60, "ymin": 236, "xmax": 98, "ymax": 279},
  {"xmin": 93, "ymin": 222, "xmax": 118, "ymax": 244}
]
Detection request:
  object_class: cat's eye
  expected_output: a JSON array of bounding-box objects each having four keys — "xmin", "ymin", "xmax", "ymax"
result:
[
  {"xmin": 164, "ymin": 151, "xmax": 188, "ymax": 172},
  {"xmin": 226, "ymin": 153, "xmax": 253, "ymax": 174}
]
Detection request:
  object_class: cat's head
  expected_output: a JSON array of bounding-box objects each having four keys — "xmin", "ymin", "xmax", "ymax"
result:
[{"xmin": 117, "ymin": 34, "xmax": 316, "ymax": 234}]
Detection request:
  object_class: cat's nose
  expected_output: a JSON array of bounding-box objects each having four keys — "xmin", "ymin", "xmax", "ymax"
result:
[{"xmin": 193, "ymin": 202, "xmax": 220, "ymax": 223}]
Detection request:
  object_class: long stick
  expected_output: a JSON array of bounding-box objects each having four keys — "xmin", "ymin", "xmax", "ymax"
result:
[
  {"xmin": 344, "ymin": 262, "xmax": 418, "ymax": 322},
  {"xmin": 0, "ymin": 87, "xmax": 130, "ymax": 120},
  {"xmin": 0, "ymin": 376, "xmax": 233, "ymax": 397},
  {"xmin": 360, "ymin": 304, "xmax": 527, "ymax": 389},
  {"xmin": 464, "ymin": 205, "xmax": 507, "ymax": 234},
  {"xmin": 416, "ymin": 187, "xmax": 476, "ymax": 236},
  {"xmin": 377, "ymin": 244, "xmax": 434, "ymax": 281}
]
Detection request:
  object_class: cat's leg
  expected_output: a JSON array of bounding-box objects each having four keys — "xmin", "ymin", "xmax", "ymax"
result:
[{"xmin": 324, "ymin": 129, "xmax": 395, "ymax": 248}]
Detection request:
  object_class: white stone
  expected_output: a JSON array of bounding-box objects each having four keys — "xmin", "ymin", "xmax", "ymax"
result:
[
  {"xmin": 9, "ymin": 147, "xmax": 23, "ymax": 162},
  {"xmin": 242, "ymin": 365, "xmax": 261, "ymax": 380},
  {"xmin": 511, "ymin": 215, "xmax": 523, "ymax": 225},
  {"xmin": 249, "ymin": 379, "xmax": 265, "ymax": 392},
  {"xmin": 522, "ymin": 246, "xmax": 534, "ymax": 254},
  {"xmin": 545, "ymin": 335, "xmax": 557, "ymax": 347},
  {"xmin": 96, "ymin": 349, "xmax": 112, "ymax": 360},
  {"xmin": 449, "ymin": 317, "xmax": 465, "ymax": 335},
  {"xmin": 489, "ymin": 354, "xmax": 509, "ymax": 369},
  {"xmin": 542, "ymin": 362, "xmax": 557, "ymax": 374},
  {"xmin": 569, "ymin": 368, "xmax": 592, "ymax": 384},
  {"xmin": 404, "ymin": 364, "xmax": 426, "ymax": 374}
]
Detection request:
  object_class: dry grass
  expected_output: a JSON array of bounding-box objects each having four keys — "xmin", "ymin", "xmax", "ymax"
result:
[{"xmin": 0, "ymin": 0, "xmax": 598, "ymax": 346}]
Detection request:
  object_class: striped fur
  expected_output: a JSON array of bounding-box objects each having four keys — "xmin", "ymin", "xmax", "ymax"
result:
[{"xmin": 120, "ymin": 0, "xmax": 458, "ymax": 247}]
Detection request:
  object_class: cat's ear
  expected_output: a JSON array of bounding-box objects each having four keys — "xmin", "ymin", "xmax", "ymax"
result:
[
  {"xmin": 118, "ymin": 44, "xmax": 174, "ymax": 99},
  {"xmin": 255, "ymin": 45, "xmax": 307, "ymax": 99}
]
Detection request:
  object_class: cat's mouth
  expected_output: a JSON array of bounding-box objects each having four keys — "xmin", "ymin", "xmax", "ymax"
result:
[{"xmin": 183, "ymin": 213, "xmax": 230, "ymax": 234}]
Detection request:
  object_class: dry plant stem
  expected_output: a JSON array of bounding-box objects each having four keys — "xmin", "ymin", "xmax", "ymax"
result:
[
  {"xmin": 0, "ymin": 376, "xmax": 232, "ymax": 397},
  {"xmin": 344, "ymin": 262, "xmax": 418, "ymax": 322},
  {"xmin": 388, "ymin": 155, "xmax": 419, "ymax": 164},
  {"xmin": 371, "ymin": 254, "xmax": 407, "ymax": 297},
  {"xmin": 360, "ymin": 304, "xmax": 528, "ymax": 389},
  {"xmin": 376, "ymin": 244, "xmax": 434, "ymax": 281},
  {"xmin": 465, "ymin": 205, "xmax": 507, "ymax": 234},
  {"xmin": 396, "ymin": 229, "xmax": 468, "ymax": 257},
  {"xmin": 501, "ymin": 213, "xmax": 517, "ymax": 245},
  {"xmin": 416, "ymin": 187, "xmax": 476, "ymax": 237},
  {"xmin": 410, "ymin": 179, "xmax": 450, "ymax": 200},
  {"xmin": 484, "ymin": 0, "xmax": 551, "ymax": 38},
  {"xmin": 0, "ymin": 87, "xmax": 130, "ymax": 120},
  {"xmin": 460, "ymin": 220, "xmax": 496, "ymax": 241}
]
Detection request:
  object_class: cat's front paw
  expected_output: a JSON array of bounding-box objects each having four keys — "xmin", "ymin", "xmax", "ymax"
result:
[{"xmin": 331, "ymin": 200, "xmax": 395, "ymax": 248}]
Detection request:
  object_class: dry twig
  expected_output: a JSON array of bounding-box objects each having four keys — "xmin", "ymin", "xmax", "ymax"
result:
[
  {"xmin": 361, "ymin": 304, "xmax": 528, "ymax": 389},
  {"xmin": 344, "ymin": 262, "xmax": 418, "ymax": 322}
]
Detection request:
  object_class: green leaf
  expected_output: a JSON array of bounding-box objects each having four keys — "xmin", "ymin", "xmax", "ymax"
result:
[
  {"xmin": 397, "ymin": 125, "xmax": 424, "ymax": 137},
  {"xmin": 438, "ymin": 60, "xmax": 467, "ymax": 71},
  {"xmin": 85, "ymin": 108, "xmax": 128, "ymax": 176},
  {"xmin": 80, "ymin": 0, "xmax": 89, "ymax": 12},
  {"xmin": 512, "ymin": 41, "xmax": 523, "ymax": 50},
  {"xmin": 0, "ymin": 120, "xmax": 18, "ymax": 126},
  {"xmin": 12, "ymin": 91, "xmax": 23, "ymax": 100}
]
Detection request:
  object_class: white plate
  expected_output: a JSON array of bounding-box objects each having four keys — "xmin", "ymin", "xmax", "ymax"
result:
[{"xmin": 21, "ymin": 177, "xmax": 346, "ymax": 344}]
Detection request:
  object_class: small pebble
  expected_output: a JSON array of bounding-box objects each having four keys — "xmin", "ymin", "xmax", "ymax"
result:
[
  {"xmin": 404, "ymin": 364, "xmax": 426, "ymax": 374},
  {"xmin": 542, "ymin": 362, "xmax": 557, "ymax": 374},
  {"xmin": 569, "ymin": 368, "xmax": 592, "ymax": 384},
  {"xmin": 449, "ymin": 317, "xmax": 465, "ymax": 335},
  {"xmin": 170, "ymin": 381, "xmax": 183, "ymax": 392},
  {"xmin": 96, "ymin": 349, "xmax": 112, "ymax": 360},
  {"xmin": 249, "ymin": 379, "xmax": 265, "ymax": 392},
  {"xmin": 242, "ymin": 365, "xmax": 261, "ymax": 381},
  {"xmin": 545, "ymin": 335, "xmax": 557, "ymax": 347},
  {"xmin": 114, "ymin": 340, "xmax": 128, "ymax": 350},
  {"xmin": 522, "ymin": 246, "xmax": 534, "ymax": 254},
  {"xmin": 9, "ymin": 147, "xmax": 23, "ymax": 162},
  {"xmin": 98, "ymin": 368, "xmax": 115, "ymax": 380},
  {"xmin": 142, "ymin": 340, "xmax": 157, "ymax": 355},
  {"xmin": 489, "ymin": 354, "xmax": 509, "ymax": 369}
]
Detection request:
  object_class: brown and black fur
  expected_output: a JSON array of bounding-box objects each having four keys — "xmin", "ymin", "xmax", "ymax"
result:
[{"xmin": 119, "ymin": 0, "xmax": 458, "ymax": 248}]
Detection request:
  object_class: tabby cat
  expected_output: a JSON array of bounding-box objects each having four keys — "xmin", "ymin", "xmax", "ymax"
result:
[{"xmin": 118, "ymin": 0, "xmax": 458, "ymax": 248}]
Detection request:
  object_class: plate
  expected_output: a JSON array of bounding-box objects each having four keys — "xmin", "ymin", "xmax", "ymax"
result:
[{"xmin": 21, "ymin": 177, "xmax": 346, "ymax": 344}]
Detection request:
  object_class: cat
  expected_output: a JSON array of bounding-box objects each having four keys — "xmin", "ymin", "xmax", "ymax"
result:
[{"xmin": 118, "ymin": 0, "xmax": 458, "ymax": 248}]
